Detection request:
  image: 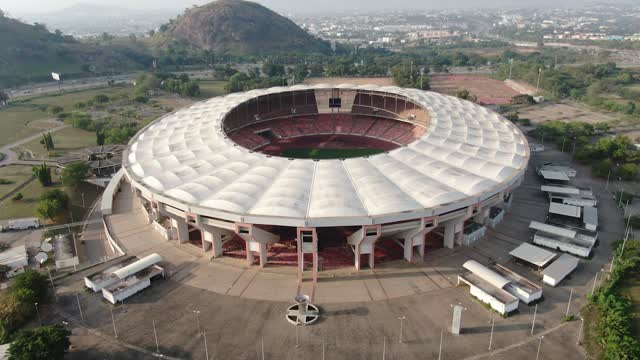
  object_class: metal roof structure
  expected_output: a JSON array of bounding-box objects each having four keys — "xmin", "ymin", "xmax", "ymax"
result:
[
  {"xmin": 123, "ymin": 85, "xmax": 529, "ymax": 227},
  {"xmin": 57, "ymin": 145, "xmax": 125, "ymax": 170},
  {"xmin": 509, "ymin": 243, "xmax": 557, "ymax": 267}
]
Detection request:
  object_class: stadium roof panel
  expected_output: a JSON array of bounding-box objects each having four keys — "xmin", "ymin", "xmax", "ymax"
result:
[{"xmin": 123, "ymin": 85, "xmax": 529, "ymax": 227}]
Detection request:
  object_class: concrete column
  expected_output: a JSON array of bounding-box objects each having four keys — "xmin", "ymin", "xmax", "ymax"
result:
[
  {"xmin": 354, "ymin": 244, "xmax": 361, "ymax": 270},
  {"xmin": 172, "ymin": 217, "xmax": 189, "ymax": 244},
  {"xmin": 473, "ymin": 207, "xmax": 489, "ymax": 225},
  {"xmin": 259, "ymin": 242, "xmax": 268, "ymax": 268},
  {"xmin": 203, "ymin": 230, "xmax": 223, "ymax": 258},
  {"xmin": 443, "ymin": 221, "xmax": 457, "ymax": 249},
  {"xmin": 245, "ymin": 240, "xmax": 254, "ymax": 266}
]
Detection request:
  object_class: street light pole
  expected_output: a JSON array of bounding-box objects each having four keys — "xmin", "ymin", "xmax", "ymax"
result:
[
  {"xmin": 531, "ymin": 304, "xmax": 538, "ymax": 335},
  {"xmin": 577, "ymin": 317, "xmax": 584, "ymax": 345},
  {"xmin": 152, "ymin": 320, "xmax": 159, "ymax": 353},
  {"xmin": 566, "ymin": 288, "xmax": 573, "ymax": 317},
  {"xmin": 110, "ymin": 307, "xmax": 118, "ymax": 338},
  {"xmin": 438, "ymin": 329, "xmax": 444, "ymax": 360},
  {"xmin": 382, "ymin": 336, "xmax": 386, "ymax": 360},
  {"xmin": 535, "ymin": 336, "xmax": 544, "ymax": 360},
  {"xmin": 488, "ymin": 319, "xmax": 495, "ymax": 351},
  {"xmin": 398, "ymin": 316, "xmax": 406, "ymax": 344},
  {"xmin": 203, "ymin": 330, "xmax": 209, "ymax": 360},
  {"xmin": 34, "ymin": 303, "xmax": 41, "ymax": 326},
  {"xmin": 75, "ymin": 293, "xmax": 84, "ymax": 321},
  {"xmin": 45, "ymin": 266, "xmax": 57, "ymax": 302},
  {"xmin": 193, "ymin": 310, "xmax": 201, "ymax": 336}
]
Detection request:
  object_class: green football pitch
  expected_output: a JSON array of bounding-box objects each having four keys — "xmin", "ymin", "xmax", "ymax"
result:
[{"xmin": 281, "ymin": 148, "xmax": 385, "ymax": 159}]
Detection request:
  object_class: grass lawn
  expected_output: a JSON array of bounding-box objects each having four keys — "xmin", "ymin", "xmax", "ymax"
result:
[
  {"xmin": 0, "ymin": 166, "xmax": 33, "ymax": 199},
  {"xmin": 197, "ymin": 80, "xmax": 227, "ymax": 98},
  {"xmin": 0, "ymin": 105, "xmax": 51, "ymax": 146},
  {"xmin": 0, "ymin": 174, "xmax": 102, "ymax": 223},
  {"xmin": 18, "ymin": 127, "xmax": 96, "ymax": 159},
  {"xmin": 281, "ymin": 148, "xmax": 385, "ymax": 159},
  {"xmin": 621, "ymin": 272, "xmax": 640, "ymax": 338},
  {"xmin": 28, "ymin": 86, "xmax": 134, "ymax": 110}
]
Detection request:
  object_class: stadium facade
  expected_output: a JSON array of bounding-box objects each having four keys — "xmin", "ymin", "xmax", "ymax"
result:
[{"xmin": 121, "ymin": 84, "xmax": 529, "ymax": 279}]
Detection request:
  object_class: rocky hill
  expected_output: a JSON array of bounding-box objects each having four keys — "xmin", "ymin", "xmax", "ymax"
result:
[{"xmin": 158, "ymin": 0, "xmax": 329, "ymax": 54}]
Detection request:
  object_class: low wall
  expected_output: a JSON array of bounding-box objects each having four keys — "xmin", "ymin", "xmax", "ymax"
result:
[{"xmin": 100, "ymin": 168, "xmax": 127, "ymax": 256}]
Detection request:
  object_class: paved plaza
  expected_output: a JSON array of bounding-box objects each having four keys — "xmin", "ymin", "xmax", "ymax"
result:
[{"xmin": 54, "ymin": 140, "xmax": 625, "ymax": 359}]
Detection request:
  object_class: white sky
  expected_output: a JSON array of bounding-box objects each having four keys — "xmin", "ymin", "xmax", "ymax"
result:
[{"xmin": 0, "ymin": 0, "xmax": 627, "ymax": 16}]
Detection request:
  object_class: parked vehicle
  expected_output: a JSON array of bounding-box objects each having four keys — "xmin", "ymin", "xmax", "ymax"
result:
[{"xmin": 0, "ymin": 217, "xmax": 40, "ymax": 232}]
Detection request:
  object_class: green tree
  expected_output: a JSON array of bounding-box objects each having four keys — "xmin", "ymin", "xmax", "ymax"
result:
[
  {"xmin": 92, "ymin": 94, "xmax": 109, "ymax": 104},
  {"xmin": 49, "ymin": 106, "xmax": 64, "ymax": 115},
  {"xmin": 8, "ymin": 325, "xmax": 71, "ymax": 360},
  {"xmin": 36, "ymin": 189, "xmax": 69, "ymax": 220},
  {"xmin": 11, "ymin": 270, "xmax": 48, "ymax": 303},
  {"xmin": 96, "ymin": 130, "xmax": 105, "ymax": 146},
  {"xmin": 0, "ymin": 264, "xmax": 11, "ymax": 281},
  {"xmin": 61, "ymin": 162, "xmax": 90, "ymax": 187},
  {"xmin": 32, "ymin": 164, "xmax": 52, "ymax": 187},
  {"xmin": 39, "ymin": 133, "xmax": 54, "ymax": 151},
  {"xmin": 262, "ymin": 62, "xmax": 285, "ymax": 77}
]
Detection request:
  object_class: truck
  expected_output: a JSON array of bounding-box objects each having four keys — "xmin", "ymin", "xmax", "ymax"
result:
[{"xmin": 0, "ymin": 218, "xmax": 40, "ymax": 232}]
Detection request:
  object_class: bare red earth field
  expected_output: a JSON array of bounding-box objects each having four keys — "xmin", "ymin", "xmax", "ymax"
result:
[{"xmin": 430, "ymin": 74, "xmax": 520, "ymax": 105}]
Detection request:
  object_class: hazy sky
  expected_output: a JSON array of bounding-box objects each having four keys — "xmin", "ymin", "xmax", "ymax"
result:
[{"xmin": 0, "ymin": 0, "xmax": 629, "ymax": 15}]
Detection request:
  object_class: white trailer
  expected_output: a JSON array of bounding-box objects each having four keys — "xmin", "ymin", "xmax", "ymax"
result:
[
  {"xmin": 529, "ymin": 221, "xmax": 596, "ymax": 258},
  {"xmin": 0, "ymin": 218, "xmax": 40, "ymax": 232},
  {"xmin": 543, "ymin": 254, "xmax": 579, "ymax": 287}
]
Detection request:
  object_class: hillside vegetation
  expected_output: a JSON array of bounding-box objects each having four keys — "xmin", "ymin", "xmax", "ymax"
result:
[{"xmin": 0, "ymin": 11, "xmax": 152, "ymax": 87}]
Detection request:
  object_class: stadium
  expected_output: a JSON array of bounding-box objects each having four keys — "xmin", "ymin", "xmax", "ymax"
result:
[{"xmin": 120, "ymin": 84, "xmax": 529, "ymax": 278}]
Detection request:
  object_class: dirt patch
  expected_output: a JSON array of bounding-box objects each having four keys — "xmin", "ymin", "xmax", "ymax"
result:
[
  {"xmin": 430, "ymin": 74, "xmax": 520, "ymax": 105},
  {"xmin": 304, "ymin": 77, "xmax": 394, "ymax": 86},
  {"xmin": 517, "ymin": 102, "xmax": 616, "ymax": 125}
]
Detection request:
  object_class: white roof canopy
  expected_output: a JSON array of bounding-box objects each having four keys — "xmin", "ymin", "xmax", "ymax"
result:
[
  {"xmin": 583, "ymin": 206, "xmax": 598, "ymax": 225},
  {"xmin": 509, "ymin": 243, "xmax": 557, "ymax": 267},
  {"xmin": 549, "ymin": 202, "xmax": 581, "ymax": 218},
  {"xmin": 123, "ymin": 85, "xmax": 529, "ymax": 227},
  {"xmin": 540, "ymin": 185, "xmax": 580, "ymax": 195},
  {"xmin": 540, "ymin": 170, "xmax": 569, "ymax": 181},
  {"xmin": 462, "ymin": 260, "xmax": 511, "ymax": 289},
  {"xmin": 543, "ymin": 254, "xmax": 579, "ymax": 280},
  {"xmin": 113, "ymin": 253, "xmax": 162, "ymax": 279},
  {"xmin": 529, "ymin": 221, "xmax": 576, "ymax": 238}
]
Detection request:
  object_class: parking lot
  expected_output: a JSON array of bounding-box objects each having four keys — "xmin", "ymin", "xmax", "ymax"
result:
[{"xmin": 52, "ymin": 137, "xmax": 625, "ymax": 359}]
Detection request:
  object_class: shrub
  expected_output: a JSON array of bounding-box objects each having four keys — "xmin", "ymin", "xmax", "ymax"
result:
[
  {"xmin": 12, "ymin": 193, "xmax": 22, "ymax": 201},
  {"xmin": 8, "ymin": 325, "xmax": 71, "ymax": 360}
]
